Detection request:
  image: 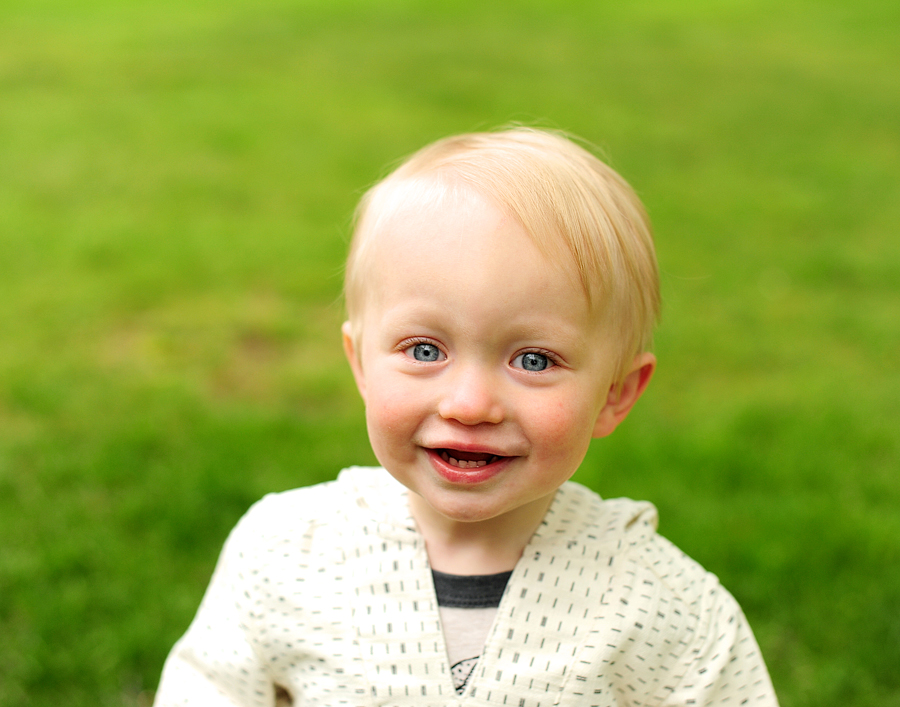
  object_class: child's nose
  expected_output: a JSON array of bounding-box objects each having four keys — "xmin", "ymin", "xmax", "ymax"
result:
[{"xmin": 437, "ymin": 365, "xmax": 504, "ymax": 425}]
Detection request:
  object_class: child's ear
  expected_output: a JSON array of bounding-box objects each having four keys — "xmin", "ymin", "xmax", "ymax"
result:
[
  {"xmin": 341, "ymin": 321, "xmax": 366, "ymax": 402},
  {"xmin": 592, "ymin": 353, "xmax": 656, "ymax": 439}
]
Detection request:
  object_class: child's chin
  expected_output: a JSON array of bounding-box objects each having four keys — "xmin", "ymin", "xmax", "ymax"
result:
[{"xmin": 411, "ymin": 489, "xmax": 509, "ymax": 525}]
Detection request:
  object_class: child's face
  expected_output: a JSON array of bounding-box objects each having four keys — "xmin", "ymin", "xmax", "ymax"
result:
[{"xmin": 344, "ymin": 183, "xmax": 648, "ymax": 532}]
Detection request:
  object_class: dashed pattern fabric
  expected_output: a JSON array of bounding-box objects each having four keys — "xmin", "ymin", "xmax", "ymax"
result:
[{"xmin": 154, "ymin": 467, "xmax": 778, "ymax": 707}]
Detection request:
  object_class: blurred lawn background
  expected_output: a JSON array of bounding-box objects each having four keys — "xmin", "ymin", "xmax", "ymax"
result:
[{"xmin": 1, "ymin": 0, "xmax": 898, "ymax": 704}]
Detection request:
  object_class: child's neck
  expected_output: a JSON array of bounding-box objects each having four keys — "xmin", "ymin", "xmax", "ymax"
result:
[{"xmin": 409, "ymin": 493, "xmax": 555, "ymax": 575}]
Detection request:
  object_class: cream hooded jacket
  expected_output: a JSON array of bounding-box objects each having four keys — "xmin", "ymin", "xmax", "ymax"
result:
[{"xmin": 154, "ymin": 467, "xmax": 778, "ymax": 707}]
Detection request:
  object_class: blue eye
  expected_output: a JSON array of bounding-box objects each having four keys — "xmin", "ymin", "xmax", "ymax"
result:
[
  {"xmin": 409, "ymin": 343, "xmax": 442, "ymax": 362},
  {"xmin": 514, "ymin": 352, "xmax": 552, "ymax": 371}
]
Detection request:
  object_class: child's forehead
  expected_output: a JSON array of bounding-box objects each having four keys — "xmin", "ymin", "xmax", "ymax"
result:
[
  {"xmin": 366, "ymin": 177, "xmax": 545, "ymax": 259},
  {"xmin": 369, "ymin": 174, "xmax": 476, "ymax": 228},
  {"xmin": 362, "ymin": 183, "xmax": 589, "ymax": 310},
  {"xmin": 367, "ymin": 178, "xmax": 531, "ymax": 261}
]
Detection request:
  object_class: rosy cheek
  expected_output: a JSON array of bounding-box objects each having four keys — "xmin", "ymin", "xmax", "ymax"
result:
[
  {"xmin": 539, "ymin": 400, "xmax": 577, "ymax": 434},
  {"xmin": 533, "ymin": 401, "xmax": 592, "ymax": 453},
  {"xmin": 368, "ymin": 401, "xmax": 399, "ymax": 430},
  {"xmin": 366, "ymin": 388, "xmax": 416, "ymax": 436}
]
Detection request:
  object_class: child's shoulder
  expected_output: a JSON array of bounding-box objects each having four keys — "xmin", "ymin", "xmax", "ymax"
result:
[
  {"xmin": 541, "ymin": 479, "xmax": 725, "ymax": 603},
  {"xmin": 538, "ymin": 478, "xmax": 660, "ymax": 551},
  {"xmin": 230, "ymin": 466, "xmax": 411, "ymax": 543}
]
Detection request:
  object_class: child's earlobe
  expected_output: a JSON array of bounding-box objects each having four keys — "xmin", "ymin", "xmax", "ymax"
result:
[
  {"xmin": 592, "ymin": 353, "xmax": 656, "ymax": 438},
  {"xmin": 341, "ymin": 321, "xmax": 367, "ymax": 401}
]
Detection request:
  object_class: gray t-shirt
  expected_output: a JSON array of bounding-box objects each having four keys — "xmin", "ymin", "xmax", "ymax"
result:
[{"xmin": 431, "ymin": 569, "xmax": 512, "ymax": 694}]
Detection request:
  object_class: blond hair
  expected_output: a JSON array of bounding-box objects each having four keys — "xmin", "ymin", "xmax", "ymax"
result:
[{"xmin": 344, "ymin": 127, "xmax": 660, "ymax": 383}]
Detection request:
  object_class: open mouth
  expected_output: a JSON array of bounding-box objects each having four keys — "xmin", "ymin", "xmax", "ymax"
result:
[{"xmin": 437, "ymin": 449, "xmax": 503, "ymax": 469}]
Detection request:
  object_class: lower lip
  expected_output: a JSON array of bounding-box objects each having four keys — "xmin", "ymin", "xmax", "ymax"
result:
[{"xmin": 425, "ymin": 449, "xmax": 512, "ymax": 485}]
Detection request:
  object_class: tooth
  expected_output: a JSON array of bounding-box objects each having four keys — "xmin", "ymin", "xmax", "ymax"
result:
[{"xmin": 436, "ymin": 451, "xmax": 500, "ymax": 469}]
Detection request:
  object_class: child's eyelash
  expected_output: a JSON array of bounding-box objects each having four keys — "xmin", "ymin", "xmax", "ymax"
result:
[{"xmin": 396, "ymin": 336, "xmax": 438, "ymax": 352}]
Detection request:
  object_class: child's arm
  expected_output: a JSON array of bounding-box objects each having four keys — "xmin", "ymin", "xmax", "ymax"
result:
[
  {"xmin": 659, "ymin": 578, "xmax": 778, "ymax": 706},
  {"xmin": 154, "ymin": 512, "xmax": 275, "ymax": 707}
]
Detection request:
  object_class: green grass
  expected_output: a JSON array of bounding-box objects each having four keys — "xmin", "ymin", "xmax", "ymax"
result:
[{"xmin": 1, "ymin": 0, "xmax": 898, "ymax": 704}]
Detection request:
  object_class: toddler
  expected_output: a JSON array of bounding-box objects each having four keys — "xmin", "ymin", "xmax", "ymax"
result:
[{"xmin": 154, "ymin": 128, "xmax": 778, "ymax": 706}]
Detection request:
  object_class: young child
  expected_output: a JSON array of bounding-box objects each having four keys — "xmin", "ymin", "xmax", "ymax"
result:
[{"xmin": 154, "ymin": 128, "xmax": 778, "ymax": 706}]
